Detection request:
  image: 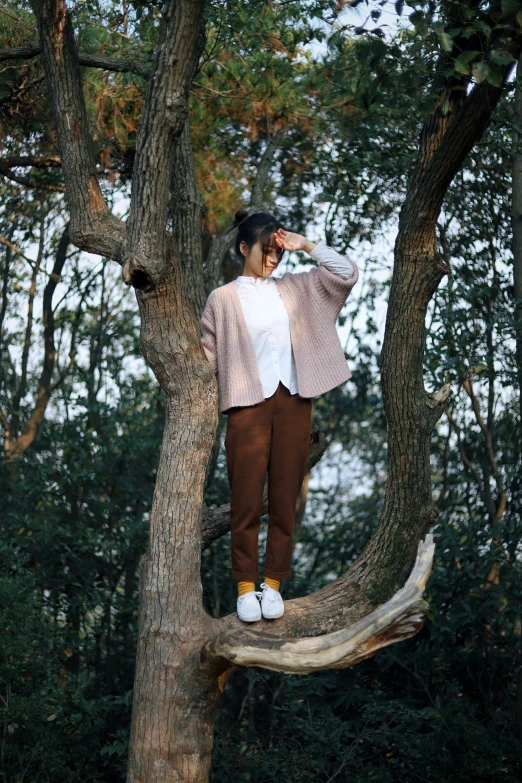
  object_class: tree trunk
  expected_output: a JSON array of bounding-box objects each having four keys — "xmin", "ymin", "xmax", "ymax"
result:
[{"xmin": 125, "ymin": 261, "xmax": 227, "ymax": 781}]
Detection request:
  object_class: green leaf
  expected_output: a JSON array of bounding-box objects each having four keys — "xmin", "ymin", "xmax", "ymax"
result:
[
  {"xmin": 491, "ymin": 49, "xmax": 514, "ymax": 65},
  {"xmin": 440, "ymin": 32, "xmax": 453, "ymax": 53},
  {"xmin": 454, "ymin": 58, "xmax": 470, "ymax": 75},
  {"xmin": 459, "ymin": 50, "xmax": 480, "ymax": 63},
  {"xmin": 486, "ymin": 64, "xmax": 503, "ymax": 87},
  {"xmin": 472, "ymin": 62, "xmax": 489, "ymax": 83}
]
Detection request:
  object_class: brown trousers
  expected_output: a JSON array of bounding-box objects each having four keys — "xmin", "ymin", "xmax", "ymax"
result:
[{"xmin": 225, "ymin": 381, "xmax": 313, "ymax": 581}]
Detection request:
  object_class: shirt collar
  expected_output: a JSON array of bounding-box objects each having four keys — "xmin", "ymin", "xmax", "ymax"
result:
[{"xmin": 235, "ymin": 275, "xmax": 275, "ymax": 287}]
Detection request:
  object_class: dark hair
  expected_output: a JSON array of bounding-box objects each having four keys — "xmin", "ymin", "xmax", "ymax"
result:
[{"xmin": 233, "ymin": 210, "xmax": 286, "ymax": 271}]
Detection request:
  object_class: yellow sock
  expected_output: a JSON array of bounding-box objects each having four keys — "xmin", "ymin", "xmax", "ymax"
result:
[
  {"xmin": 238, "ymin": 580, "xmax": 256, "ymax": 596},
  {"xmin": 263, "ymin": 577, "xmax": 280, "ymax": 591}
]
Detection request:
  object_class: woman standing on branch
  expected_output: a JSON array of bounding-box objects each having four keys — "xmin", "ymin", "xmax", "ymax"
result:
[{"xmin": 200, "ymin": 211, "xmax": 359, "ymax": 622}]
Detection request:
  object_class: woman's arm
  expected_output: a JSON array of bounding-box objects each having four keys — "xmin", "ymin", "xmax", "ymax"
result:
[
  {"xmin": 274, "ymin": 229, "xmax": 357, "ymax": 279},
  {"xmin": 308, "ymin": 240, "xmax": 357, "ymax": 279}
]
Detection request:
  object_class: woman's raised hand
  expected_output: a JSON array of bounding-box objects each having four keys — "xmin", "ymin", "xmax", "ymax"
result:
[{"xmin": 274, "ymin": 228, "xmax": 308, "ymax": 252}]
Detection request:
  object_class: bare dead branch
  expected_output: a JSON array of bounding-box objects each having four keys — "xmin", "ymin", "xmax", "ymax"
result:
[
  {"xmin": 445, "ymin": 406, "xmax": 485, "ymax": 493},
  {"xmin": 0, "ymin": 73, "xmax": 45, "ymax": 107},
  {"xmin": 205, "ymin": 535, "xmax": 434, "ymax": 674},
  {"xmin": 462, "ymin": 374, "xmax": 506, "ymax": 521}
]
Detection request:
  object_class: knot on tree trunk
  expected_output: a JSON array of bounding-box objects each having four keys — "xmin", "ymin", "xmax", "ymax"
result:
[
  {"xmin": 122, "ymin": 253, "xmax": 155, "ymax": 290},
  {"xmin": 164, "ymin": 92, "xmax": 189, "ymax": 136},
  {"xmin": 424, "ymin": 383, "xmax": 451, "ymax": 426}
]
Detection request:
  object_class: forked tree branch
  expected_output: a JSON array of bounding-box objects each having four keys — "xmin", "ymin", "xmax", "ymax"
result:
[
  {"xmin": 204, "ymin": 535, "xmax": 434, "ymax": 674},
  {"xmin": 29, "ymin": 0, "xmax": 125, "ymax": 260}
]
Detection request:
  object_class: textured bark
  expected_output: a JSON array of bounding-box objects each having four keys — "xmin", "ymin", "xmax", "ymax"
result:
[
  {"xmin": 168, "ymin": 117, "xmax": 207, "ymax": 318},
  {"xmin": 30, "ymin": 0, "xmax": 522, "ymax": 778},
  {"xmin": 121, "ymin": 0, "xmax": 206, "ymax": 290},
  {"xmin": 29, "ymin": 0, "xmax": 125, "ymax": 258},
  {"xmin": 126, "ymin": 257, "xmax": 223, "ymax": 783}
]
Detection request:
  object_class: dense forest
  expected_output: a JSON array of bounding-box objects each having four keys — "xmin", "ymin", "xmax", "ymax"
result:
[{"xmin": 1, "ymin": 0, "xmax": 522, "ymax": 780}]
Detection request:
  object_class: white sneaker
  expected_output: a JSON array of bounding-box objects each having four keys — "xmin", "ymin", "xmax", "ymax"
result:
[
  {"xmin": 259, "ymin": 583, "xmax": 284, "ymax": 619},
  {"xmin": 237, "ymin": 590, "xmax": 262, "ymax": 622}
]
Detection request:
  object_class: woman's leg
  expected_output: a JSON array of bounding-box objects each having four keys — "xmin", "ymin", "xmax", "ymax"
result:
[
  {"xmin": 264, "ymin": 383, "xmax": 312, "ymax": 581},
  {"xmin": 225, "ymin": 395, "xmax": 274, "ymax": 582}
]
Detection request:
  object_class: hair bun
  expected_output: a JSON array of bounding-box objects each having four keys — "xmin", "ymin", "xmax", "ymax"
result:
[{"xmin": 234, "ymin": 209, "xmax": 249, "ymax": 225}]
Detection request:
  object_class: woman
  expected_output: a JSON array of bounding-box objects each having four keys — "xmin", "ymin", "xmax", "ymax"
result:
[{"xmin": 200, "ymin": 210, "xmax": 359, "ymax": 623}]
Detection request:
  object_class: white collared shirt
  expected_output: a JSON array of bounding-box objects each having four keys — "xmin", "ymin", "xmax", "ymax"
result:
[{"xmin": 234, "ymin": 240, "xmax": 356, "ymax": 399}]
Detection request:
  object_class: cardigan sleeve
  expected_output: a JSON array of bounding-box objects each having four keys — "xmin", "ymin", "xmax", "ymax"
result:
[
  {"xmin": 200, "ymin": 295, "xmax": 218, "ymax": 376},
  {"xmin": 309, "ymin": 240, "xmax": 357, "ymax": 279},
  {"xmin": 305, "ymin": 244, "xmax": 359, "ymax": 319}
]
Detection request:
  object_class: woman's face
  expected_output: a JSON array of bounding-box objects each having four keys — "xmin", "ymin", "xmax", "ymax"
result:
[{"xmin": 240, "ymin": 237, "xmax": 282, "ymax": 279}]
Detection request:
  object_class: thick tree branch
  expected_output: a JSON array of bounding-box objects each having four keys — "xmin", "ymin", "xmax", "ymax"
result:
[
  {"xmin": 0, "ymin": 155, "xmax": 65, "ymax": 192},
  {"xmin": 0, "ymin": 43, "xmax": 153, "ymax": 77},
  {"xmin": 0, "ymin": 169, "xmax": 65, "ymax": 192},
  {"xmin": 0, "ymin": 44, "xmax": 41, "ymax": 61},
  {"xmin": 29, "ymin": 0, "xmax": 125, "ymax": 260},
  {"xmin": 401, "ymin": 66, "xmax": 517, "ymax": 244},
  {"xmin": 205, "ymin": 535, "xmax": 434, "ymax": 674},
  {"xmin": 122, "ymin": 0, "xmax": 206, "ymax": 289},
  {"xmin": 0, "ymin": 155, "xmax": 61, "ymax": 168},
  {"xmin": 168, "ymin": 116, "xmax": 207, "ymax": 316}
]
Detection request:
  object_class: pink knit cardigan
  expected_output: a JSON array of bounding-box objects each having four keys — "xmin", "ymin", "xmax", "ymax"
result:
[{"xmin": 200, "ymin": 261, "xmax": 359, "ymax": 414}]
